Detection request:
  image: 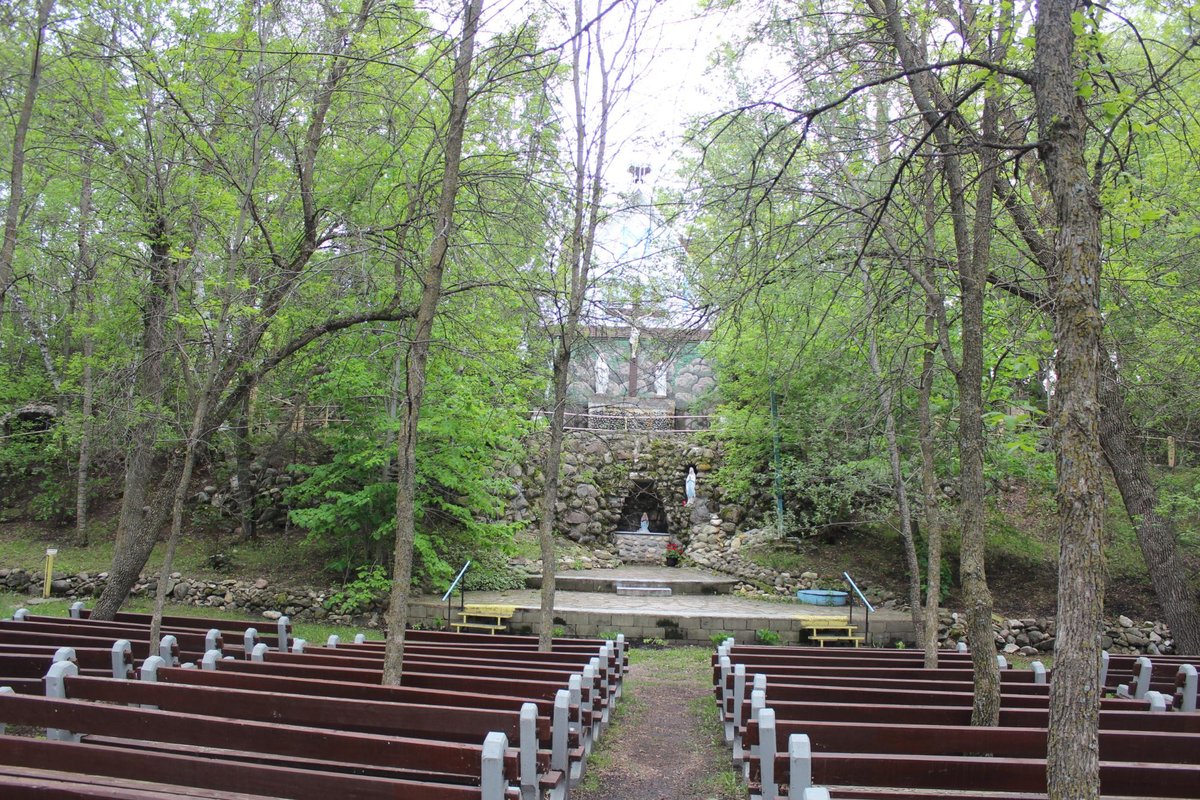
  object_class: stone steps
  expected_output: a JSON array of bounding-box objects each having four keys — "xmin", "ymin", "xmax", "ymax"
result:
[
  {"xmin": 526, "ymin": 570, "xmax": 736, "ymax": 595},
  {"xmin": 614, "ymin": 583, "xmax": 672, "ymax": 597}
]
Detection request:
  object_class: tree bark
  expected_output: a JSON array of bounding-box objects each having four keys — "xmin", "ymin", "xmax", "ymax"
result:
[
  {"xmin": 149, "ymin": 387, "xmax": 212, "ymax": 649},
  {"xmin": 382, "ymin": 0, "xmax": 483, "ymax": 684},
  {"xmin": 918, "ymin": 175, "xmax": 943, "ymax": 669},
  {"xmin": 231, "ymin": 392, "xmax": 257, "ymax": 540},
  {"xmin": 0, "ymin": 0, "xmax": 60, "ymax": 391},
  {"xmin": 860, "ymin": 267, "xmax": 923, "ymax": 645},
  {"xmin": 991, "ymin": 121, "xmax": 1200, "ymax": 655},
  {"xmin": 113, "ymin": 222, "xmax": 174, "ymax": 553},
  {"xmin": 867, "ymin": 0, "xmax": 1001, "ymax": 718},
  {"xmin": 537, "ymin": 353, "xmax": 569, "ymax": 650},
  {"xmin": 92, "ymin": 457, "xmax": 184, "ymax": 619},
  {"xmin": 1098, "ymin": 360, "xmax": 1200, "ymax": 654},
  {"xmin": 536, "ymin": 0, "xmax": 615, "ymax": 651},
  {"xmin": 0, "ymin": 0, "xmax": 55, "ymax": 327},
  {"xmin": 959, "ymin": 92, "xmax": 1001, "ymax": 726},
  {"xmin": 75, "ymin": 148, "xmax": 96, "ymax": 546},
  {"xmin": 1035, "ymin": 0, "xmax": 1107, "ymax": 797},
  {"xmin": 918, "ymin": 311, "xmax": 942, "ymax": 668}
]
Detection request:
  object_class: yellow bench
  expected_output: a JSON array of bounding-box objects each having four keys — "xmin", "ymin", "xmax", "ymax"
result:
[
  {"xmin": 794, "ymin": 616, "xmax": 863, "ymax": 647},
  {"xmin": 451, "ymin": 604, "xmax": 516, "ymax": 634}
]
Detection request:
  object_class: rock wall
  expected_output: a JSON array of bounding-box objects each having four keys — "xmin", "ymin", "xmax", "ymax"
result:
[
  {"xmin": 513, "ymin": 431, "xmax": 742, "ymax": 546},
  {"xmin": 938, "ymin": 611, "xmax": 1177, "ymax": 656},
  {"xmin": 0, "ymin": 567, "xmax": 343, "ymax": 624},
  {"xmin": 2, "ymin": 567, "xmax": 1180, "ymax": 656},
  {"xmin": 613, "ymin": 532, "xmax": 670, "ymax": 562}
]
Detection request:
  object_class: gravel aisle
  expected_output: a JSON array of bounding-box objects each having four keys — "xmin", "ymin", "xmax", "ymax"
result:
[{"xmin": 573, "ymin": 647, "xmax": 740, "ymax": 800}]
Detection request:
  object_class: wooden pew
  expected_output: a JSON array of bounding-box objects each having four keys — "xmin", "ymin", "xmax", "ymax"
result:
[
  {"xmin": 0, "ymin": 643, "xmax": 133, "ymax": 688},
  {"xmin": 42, "ymin": 668, "xmax": 562, "ymax": 800},
  {"xmin": 261, "ymin": 646, "xmax": 616, "ymax": 718},
  {"xmin": 248, "ymin": 647, "xmax": 614, "ymax": 734},
  {"xmin": 201, "ymin": 650, "xmax": 598, "ymax": 781},
  {"xmin": 0, "ymin": 763, "xmax": 275, "ymax": 799},
  {"xmin": 737, "ymin": 698, "xmax": 1200, "ymax": 733},
  {"xmin": 750, "ymin": 724, "xmax": 1200, "ymax": 799},
  {"xmin": 70, "ymin": 607, "xmax": 289, "ymax": 651},
  {"xmin": 155, "ymin": 665, "xmax": 585, "ymax": 784},
  {"xmin": 0, "ymin": 626, "xmax": 186, "ymax": 664},
  {"xmin": 0, "ymin": 734, "xmax": 517, "ymax": 800},
  {"xmin": 743, "ymin": 717, "xmax": 1200, "ymax": 765}
]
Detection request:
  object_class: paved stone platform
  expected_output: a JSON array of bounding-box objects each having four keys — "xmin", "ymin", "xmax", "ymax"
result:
[{"xmin": 412, "ymin": 566, "xmax": 915, "ymax": 646}]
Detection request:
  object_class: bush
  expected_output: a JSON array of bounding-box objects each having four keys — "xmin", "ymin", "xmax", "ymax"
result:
[
  {"xmin": 709, "ymin": 631, "xmax": 732, "ymax": 648},
  {"xmin": 755, "ymin": 628, "xmax": 782, "ymax": 646},
  {"xmin": 325, "ymin": 564, "xmax": 391, "ymax": 614}
]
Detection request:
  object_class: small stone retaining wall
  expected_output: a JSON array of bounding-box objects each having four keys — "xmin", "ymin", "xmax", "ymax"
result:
[
  {"xmin": 3, "ymin": 565, "xmax": 1179, "ymax": 655},
  {"xmin": 613, "ymin": 532, "xmax": 669, "ymax": 562}
]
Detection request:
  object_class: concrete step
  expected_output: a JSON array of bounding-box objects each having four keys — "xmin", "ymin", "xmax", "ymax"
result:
[
  {"xmin": 528, "ymin": 571, "xmax": 736, "ymax": 595},
  {"xmin": 614, "ymin": 584, "xmax": 672, "ymax": 597}
]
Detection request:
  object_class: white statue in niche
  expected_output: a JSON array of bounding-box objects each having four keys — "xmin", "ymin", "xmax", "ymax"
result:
[
  {"xmin": 629, "ymin": 326, "xmax": 640, "ymax": 359},
  {"xmin": 654, "ymin": 362, "xmax": 668, "ymax": 396},
  {"xmin": 595, "ymin": 356, "xmax": 610, "ymax": 394},
  {"xmin": 685, "ymin": 467, "xmax": 697, "ymax": 506}
]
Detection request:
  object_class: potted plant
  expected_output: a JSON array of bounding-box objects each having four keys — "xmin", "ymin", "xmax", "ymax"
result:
[{"xmin": 664, "ymin": 542, "xmax": 684, "ymax": 567}]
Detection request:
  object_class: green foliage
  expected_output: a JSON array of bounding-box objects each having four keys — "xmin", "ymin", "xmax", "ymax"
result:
[
  {"xmin": 325, "ymin": 564, "xmax": 392, "ymax": 615},
  {"xmin": 283, "ymin": 337, "xmax": 534, "ymax": 589},
  {"xmin": 754, "ymin": 628, "xmax": 781, "ymax": 646},
  {"xmin": 709, "ymin": 631, "xmax": 732, "ymax": 648}
]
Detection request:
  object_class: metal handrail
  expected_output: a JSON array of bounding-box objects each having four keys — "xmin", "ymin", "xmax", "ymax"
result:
[
  {"xmin": 843, "ymin": 571, "xmax": 875, "ymax": 644},
  {"xmin": 442, "ymin": 561, "xmax": 471, "ymax": 630}
]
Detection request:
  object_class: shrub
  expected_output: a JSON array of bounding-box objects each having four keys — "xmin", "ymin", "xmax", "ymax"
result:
[
  {"xmin": 755, "ymin": 628, "xmax": 782, "ymax": 646},
  {"xmin": 325, "ymin": 564, "xmax": 391, "ymax": 614}
]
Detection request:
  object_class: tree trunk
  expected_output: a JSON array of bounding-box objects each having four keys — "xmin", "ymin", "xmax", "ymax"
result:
[
  {"xmin": 534, "ymin": 0, "xmax": 614, "ymax": 652},
  {"xmin": 960, "ymin": 93, "xmax": 1001, "ymax": 726},
  {"xmin": 113, "ymin": 224, "xmax": 174, "ymax": 552},
  {"xmin": 918, "ymin": 183, "xmax": 943, "ymax": 669},
  {"xmin": 382, "ymin": 0, "xmax": 483, "ymax": 684},
  {"xmin": 537, "ymin": 352, "xmax": 570, "ymax": 650},
  {"xmin": 918, "ymin": 313, "xmax": 942, "ymax": 669},
  {"xmin": 991, "ymin": 116, "xmax": 1199, "ymax": 655},
  {"xmin": 1035, "ymin": 1, "xmax": 1107, "ymax": 796},
  {"xmin": 859, "ymin": 263, "xmax": 923, "ymax": 645},
  {"xmin": 0, "ymin": 0, "xmax": 60, "ymax": 390},
  {"xmin": 75, "ymin": 148, "xmax": 96, "ymax": 546},
  {"xmin": 1098, "ymin": 360, "xmax": 1200, "ymax": 654},
  {"xmin": 0, "ymin": 0, "xmax": 55, "ymax": 327},
  {"xmin": 869, "ymin": 0, "xmax": 1000, "ymax": 712},
  {"xmin": 231, "ymin": 392, "xmax": 257, "ymax": 540},
  {"xmin": 92, "ymin": 457, "xmax": 184, "ymax": 619},
  {"xmin": 149, "ymin": 389, "xmax": 212, "ymax": 648}
]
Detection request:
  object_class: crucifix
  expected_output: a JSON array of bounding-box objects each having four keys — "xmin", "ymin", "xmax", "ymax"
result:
[{"xmin": 627, "ymin": 302, "xmax": 641, "ymax": 397}]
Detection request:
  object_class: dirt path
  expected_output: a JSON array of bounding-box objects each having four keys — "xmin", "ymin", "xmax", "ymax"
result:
[{"xmin": 573, "ymin": 647, "xmax": 740, "ymax": 800}]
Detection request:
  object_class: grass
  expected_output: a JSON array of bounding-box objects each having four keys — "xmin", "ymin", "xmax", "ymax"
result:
[
  {"xmin": 575, "ymin": 645, "xmax": 745, "ymax": 798},
  {"xmin": 576, "ymin": 687, "xmax": 645, "ymax": 793},
  {"xmin": 0, "ymin": 523, "xmax": 323, "ymax": 585},
  {"xmin": 686, "ymin": 654, "xmax": 744, "ymax": 800}
]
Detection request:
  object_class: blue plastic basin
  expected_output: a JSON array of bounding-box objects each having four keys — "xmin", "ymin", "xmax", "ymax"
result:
[{"xmin": 796, "ymin": 589, "xmax": 849, "ymax": 606}]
